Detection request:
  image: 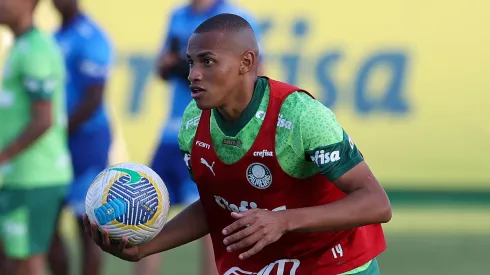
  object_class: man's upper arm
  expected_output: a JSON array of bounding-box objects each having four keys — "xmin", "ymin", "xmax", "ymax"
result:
[
  {"xmin": 78, "ymin": 36, "xmax": 112, "ymax": 87},
  {"xmin": 301, "ymin": 95, "xmax": 364, "ymax": 181},
  {"xmin": 21, "ymin": 47, "xmax": 58, "ymax": 102}
]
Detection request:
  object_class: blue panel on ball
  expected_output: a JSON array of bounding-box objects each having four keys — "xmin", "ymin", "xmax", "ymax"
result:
[
  {"xmin": 94, "ymin": 198, "xmax": 128, "ymax": 225},
  {"xmin": 106, "ymin": 176, "xmax": 159, "ymax": 226}
]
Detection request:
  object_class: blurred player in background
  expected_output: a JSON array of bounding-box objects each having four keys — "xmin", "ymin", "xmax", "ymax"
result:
[
  {"xmin": 147, "ymin": 1, "xmax": 262, "ymax": 275},
  {"xmin": 47, "ymin": 1, "xmax": 113, "ymax": 275},
  {"xmin": 0, "ymin": 0, "xmax": 72, "ymax": 274}
]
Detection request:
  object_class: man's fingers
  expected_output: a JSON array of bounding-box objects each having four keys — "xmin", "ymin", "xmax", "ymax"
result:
[
  {"xmin": 230, "ymin": 211, "xmax": 245, "ymax": 220},
  {"xmin": 90, "ymin": 223, "xmax": 101, "ymax": 244},
  {"xmin": 119, "ymin": 237, "xmax": 129, "ymax": 252},
  {"xmin": 223, "ymin": 224, "xmax": 257, "ymax": 246},
  {"xmin": 239, "ymin": 238, "xmax": 270, "ymax": 260},
  {"xmin": 102, "ymin": 229, "xmax": 111, "ymax": 247},
  {"xmin": 223, "ymin": 215, "xmax": 256, "ymax": 235},
  {"xmin": 226, "ymin": 230, "xmax": 263, "ymax": 252},
  {"xmin": 82, "ymin": 214, "xmax": 91, "ymax": 235}
]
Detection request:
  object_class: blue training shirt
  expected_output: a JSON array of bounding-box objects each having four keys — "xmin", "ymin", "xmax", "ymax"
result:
[
  {"xmin": 55, "ymin": 13, "xmax": 113, "ymax": 134},
  {"xmin": 159, "ymin": 0, "xmax": 262, "ymax": 143}
]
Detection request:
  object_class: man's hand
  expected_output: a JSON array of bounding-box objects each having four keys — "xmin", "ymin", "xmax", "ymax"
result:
[
  {"xmin": 222, "ymin": 209, "xmax": 289, "ymax": 260},
  {"xmin": 156, "ymin": 52, "xmax": 180, "ymax": 80},
  {"xmin": 160, "ymin": 52, "xmax": 179, "ymax": 68},
  {"xmin": 83, "ymin": 214, "xmax": 144, "ymax": 262}
]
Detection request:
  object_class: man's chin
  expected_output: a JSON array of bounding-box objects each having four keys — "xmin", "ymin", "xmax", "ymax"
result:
[{"xmin": 195, "ymin": 100, "xmax": 214, "ymax": 110}]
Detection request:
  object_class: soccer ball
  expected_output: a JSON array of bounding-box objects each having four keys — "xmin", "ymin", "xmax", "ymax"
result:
[{"xmin": 85, "ymin": 162, "xmax": 170, "ymax": 246}]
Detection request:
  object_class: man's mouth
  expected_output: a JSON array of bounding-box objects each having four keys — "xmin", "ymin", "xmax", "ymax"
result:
[{"xmin": 189, "ymin": 85, "xmax": 206, "ymax": 98}]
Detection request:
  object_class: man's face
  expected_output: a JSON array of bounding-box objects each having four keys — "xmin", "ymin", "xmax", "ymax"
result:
[
  {"xmin": 0, "ymin": 0, "xmax": 24, "ymax": 25},
  {"xmin": 186, "ymin": 31, "xmax": 242, "ymax": 110}
]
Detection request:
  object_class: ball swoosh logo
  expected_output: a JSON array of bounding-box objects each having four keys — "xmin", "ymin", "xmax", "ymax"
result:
[{"xmin": 108, "ymin": 167, "xmax": 141, "ymax": 184}]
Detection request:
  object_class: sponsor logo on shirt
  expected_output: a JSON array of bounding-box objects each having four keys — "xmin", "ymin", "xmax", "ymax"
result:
[
  {"xmin": 311, "ymin": 150, "xmax": 341, "ymax": 166},
  {"xmin": 23, "ymin": 78, "xmax": 41, "ymax": 93},
  {"xmin": 246, "ymin": 163, "xmax": 272, "ymax": 189},
  {"xmin": 224, "ymin": 259, "xmax": 300, "ymax": 275},
  {"xmin": 43, "ymin": 79, "xmax": 57, "ymax": 93},
  {"xmin": 223, "ymin": 138, "xmax": 242, "ymax": 148},
  {"xmin": 79, "ymin": 60, "xmax": 109, "ymax": 78},
  {"xmin": 183, "ymin": 153, "xmax": 191, "ymax": 169},
  {"xmin": 2, "ymin": 221, "xmax": 27, "ymax": 237},
  {"xmin": 214, "ymin": 195, "xmax": 286, "ymax": 213},
  {"xmin": 200, "ymin": 157, "xmax": 215, "ymax": 176},
  {"xmin": 255, "ymin": 111, "xmax": 293, "ymax": 130},
  {"xmin": 253, "ymin": 149, "xmax": 274, "ymax": 158},
  {"xmin": 185, "ymin": 115, "xmax": 200, "ymax": 129},
  {"xmin": 195, "ymin": 140, "xmax": 210, "ymax": 150}
]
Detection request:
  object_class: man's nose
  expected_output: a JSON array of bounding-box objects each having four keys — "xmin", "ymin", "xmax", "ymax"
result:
[{"xmin": 188, "ymin": 66, "xmax": 203, "ymax": 82}]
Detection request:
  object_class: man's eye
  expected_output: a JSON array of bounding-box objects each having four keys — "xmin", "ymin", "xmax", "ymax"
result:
[{"xmin": 204, "ymin": 58, "xmax": 214, "ymax": 65}]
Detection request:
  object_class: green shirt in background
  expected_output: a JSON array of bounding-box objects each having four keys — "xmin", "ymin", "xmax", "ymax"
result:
[{"xmin": 0, "ymin": 28, "xmax": 72, "ymax": 188}]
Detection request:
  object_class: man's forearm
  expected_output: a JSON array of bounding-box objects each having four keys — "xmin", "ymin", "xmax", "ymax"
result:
[
  {"xmin": 69, "ymin": 101, "xmax": 98, "ymax": 132},
  {"xmin": 286, "ymin": 186, "xmax": 391, "ymax": 233},
  {"xmin": 171, "ymin": 59, "xmax": 190, "ymax": 80},
  {"xmin": 0, "ymin": 117, "xmax": 51, "ymax": 161},
  {"xmin": 69, "ymin": 85, "xmax": 103, "ymax": 133},
  {"xmin": 140, "ymin": 199, "xmax": 209, "ymax": 258}
]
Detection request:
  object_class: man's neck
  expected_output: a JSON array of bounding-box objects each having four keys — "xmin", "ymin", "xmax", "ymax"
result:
[
  {"xmin": 191, "ymin": 0, "xmax": 217, "ymax": 12},
  {"xmin": 11, "ymin": 16, "xmax": 34, "ymax": 38},
  {"xmin": 216, "ymin": 78, "xmax": 256, "ymax": 122},
  {"xmin": 61, "ymin": 7, "xmax": 80, "ymax": 27}
]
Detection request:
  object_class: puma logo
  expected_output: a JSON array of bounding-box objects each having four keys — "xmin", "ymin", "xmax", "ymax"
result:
[
  {"xmin": 200, "ymin": 158, "xmax": 215, "ymax": 176},
  {"xmin": 183, "ymin": 153, "xmax": 191, "ymax": 169}
]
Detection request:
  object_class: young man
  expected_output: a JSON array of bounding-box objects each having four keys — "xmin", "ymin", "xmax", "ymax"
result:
[
  {"xmin": 85, "ymin": 13, "xmax": 392, "ymax": 275},
  {"xmin": 47, "ymin": 1, "xmax": 113, "ymax": 275},
  {"xmin": 0, "ymin": 0, "xmax": 72, "ymax": 275},
  {"xmin": 148, "ymin": 1, "xmax": 261, "ymax": 274}
]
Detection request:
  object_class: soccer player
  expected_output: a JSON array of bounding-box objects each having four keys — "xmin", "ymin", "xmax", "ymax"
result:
[
  {"xmin": 0, "ymin": 0, "xmax": 72, "ymax": 275},
  {"xmin": 148, "ymin": 1, "xmax": 261, "ymax": 275},
  {"xmin": 84, "ymin": 13, "xmax": 392, "ymax": 275},
  {"xmin": 47, "ymin": 1, "xmax": 113, "ymax": 275}
]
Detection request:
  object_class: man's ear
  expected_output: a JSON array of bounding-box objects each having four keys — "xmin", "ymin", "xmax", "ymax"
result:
[{"xmin": 239, "ymin": 51, "xmax": 256, "ymax": 74}]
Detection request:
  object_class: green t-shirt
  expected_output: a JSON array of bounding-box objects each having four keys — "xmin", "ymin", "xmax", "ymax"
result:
[
  {"xmin": 178, "ymin": 77, "xmax": 363, "ymax": 181},
  {"xmin": 0, "ymin": 28, "xmax": 72, "ymax": 188}
]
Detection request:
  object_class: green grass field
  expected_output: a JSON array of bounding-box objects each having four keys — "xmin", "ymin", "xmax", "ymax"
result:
[{"xmin": 55, "ymin": 204, "xmax": 490, "ymax": 275}]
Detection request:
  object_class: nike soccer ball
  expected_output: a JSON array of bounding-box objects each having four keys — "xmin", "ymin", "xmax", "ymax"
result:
[{"xmin": 85, "ymin": 162, "xmax": 170, "ymax": 245}]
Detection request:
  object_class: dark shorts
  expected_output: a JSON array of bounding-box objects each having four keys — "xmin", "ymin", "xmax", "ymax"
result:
[{"xmin": 0, "ymin": 185, "xmax": 67, "ymax": 259}]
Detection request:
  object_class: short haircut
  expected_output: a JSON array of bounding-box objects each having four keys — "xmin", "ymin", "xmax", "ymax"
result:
[{"xmin": 194, "ymin": 13, "xmax": 253, "ymax": 34}]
